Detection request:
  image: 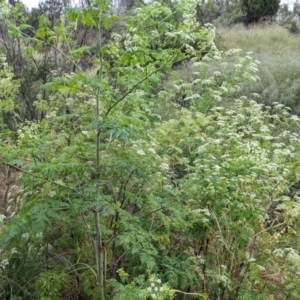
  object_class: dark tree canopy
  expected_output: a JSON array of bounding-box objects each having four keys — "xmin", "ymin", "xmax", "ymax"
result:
[{"xmin": 241, "ymin": 0, "xmax": 280, "ymax": 23}]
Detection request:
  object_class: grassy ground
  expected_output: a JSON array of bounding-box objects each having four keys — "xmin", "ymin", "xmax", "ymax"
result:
[{"xmin": 216, "ymin": 23, "xmax": 300, "ymax": 114}]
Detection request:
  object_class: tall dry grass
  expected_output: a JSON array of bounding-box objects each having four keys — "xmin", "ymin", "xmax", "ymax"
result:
[{"xmin": 216, "ymin": 23, "xmax": 300, "ymax": 113}]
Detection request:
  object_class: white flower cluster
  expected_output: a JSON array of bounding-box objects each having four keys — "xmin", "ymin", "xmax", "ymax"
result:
[
  {"xmin": 273, "ymin": 247, "xmax": 300, "ymax": 262},
  {"xmin": 220, "ymin": 275, "xmax": 228, "ymax": 283},
  {"xmin": 137, "ymin": 149, "xmax": 145, "ymax": 156},
  {"xmin": 17, "ymin": 122, "xmax": 39, "ymax": 145},
  {"xmin": 0, "ymin": 259, "xmax": 9, "ymax": 269},
  {"xmin": 10, "ymin": 247, "xmax": 17, "ymax": 254},
  {"xmin": 148, "ymin": 148, "xmax": 156, "ymax": 154},
  {"xmin": 193, "ymin": 208, "xmax": 210, "ymax": 216},
  {"xmin": 36, "ymin": 232, "xmax": 43, "ymax": 239},
  {"xmin": 159, "ymin": 163, "xmax": 169, "ymax": 171},
  {"xmin": 141, "ymin": 274, "xmax": 175, "ymax": 299},
  {"xmin": 21, "ymin": 233, "xmax": 29, "ymax": 240},
  {"xmin": 144, "ymin": 277, "xmax": 166, "ymax": 299},
  {"xmin": 257, "ymin": 265, "xmax": 266, "ymax": 271},
  {"xmin": 248, "ymin": 257, "xmax": 256, "ymax": 263},
  {"xmin": 48, "ymin": 191, "xmax": 56, "ymax": 198}
]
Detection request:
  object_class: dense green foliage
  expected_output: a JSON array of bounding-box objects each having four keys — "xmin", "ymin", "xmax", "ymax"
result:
[
  {"xmin": 1, "ymin": 0, "xmax": 300, "ymax": 299},
  {"xmin": 241, "ymin": 0, "xmax": 280, "ymax": 23}
]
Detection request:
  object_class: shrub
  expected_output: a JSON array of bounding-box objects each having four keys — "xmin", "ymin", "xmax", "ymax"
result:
[{"xmin": 241, "ymin": 0, "xmax": 280, "ymax": 24}]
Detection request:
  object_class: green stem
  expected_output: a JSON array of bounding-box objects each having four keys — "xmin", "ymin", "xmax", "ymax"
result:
[{"xmin": 94, "ymin": 0, "xmax": 105, "ymax": 298}]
